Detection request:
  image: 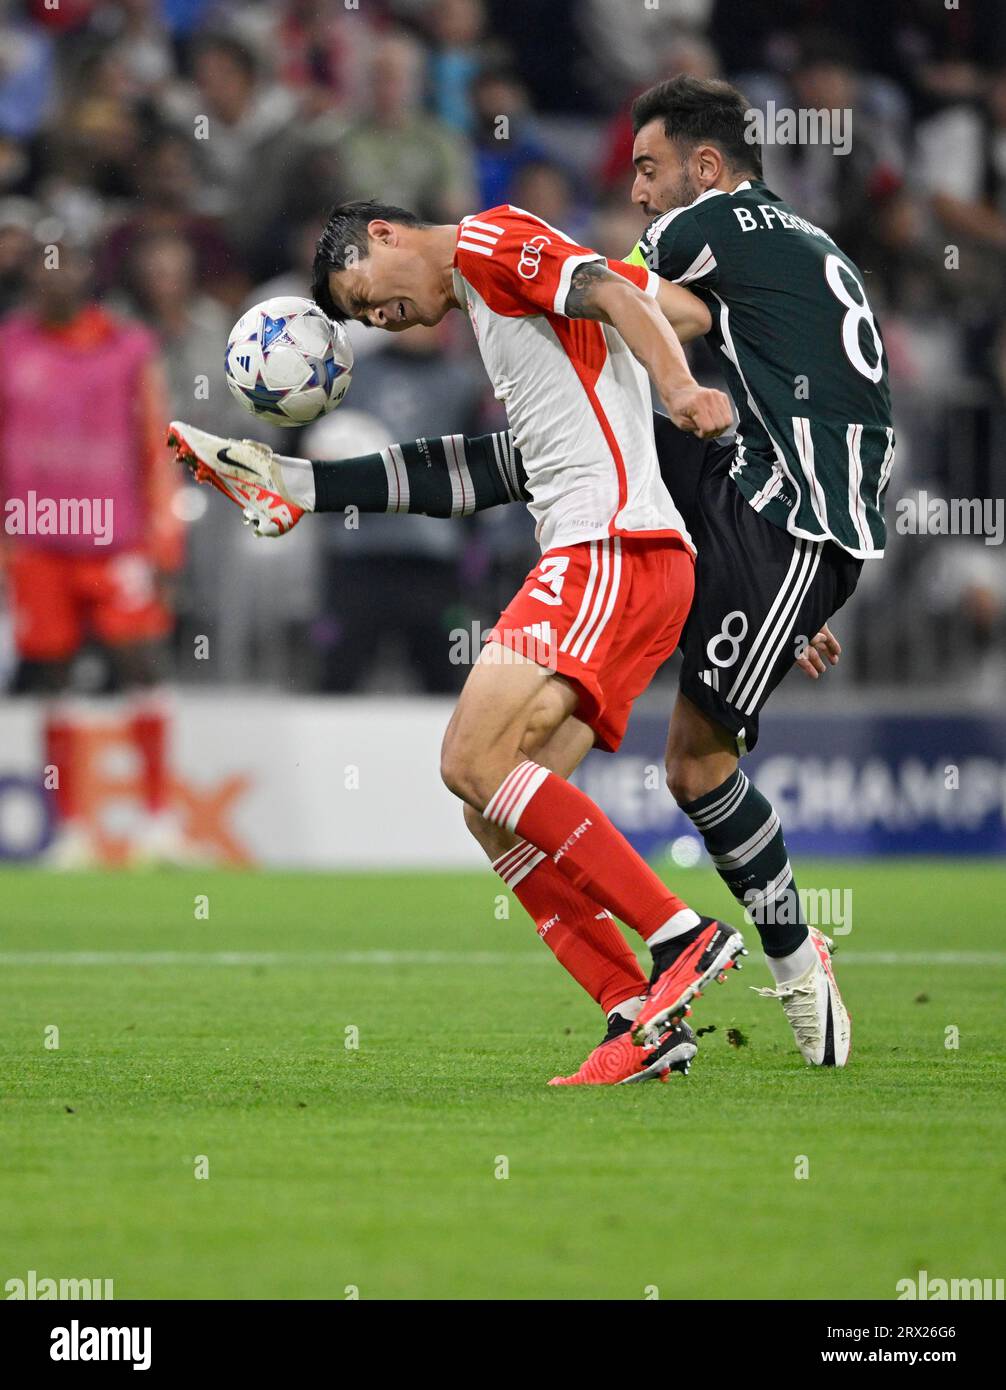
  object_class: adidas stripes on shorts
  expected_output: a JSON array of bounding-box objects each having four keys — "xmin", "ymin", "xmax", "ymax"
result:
[
  {"xmin": 487, "ymin": 535, "xmax": 694, "ymax": 752},
  {"xmin": 678, "ymin": 443, "xmax": 862, "ymax": 754}
]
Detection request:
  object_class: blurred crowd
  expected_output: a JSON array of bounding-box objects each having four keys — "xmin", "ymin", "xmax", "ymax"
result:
[{"xmin": 1, "ymin": 0, "xmax": 1005, "ymax": 701}]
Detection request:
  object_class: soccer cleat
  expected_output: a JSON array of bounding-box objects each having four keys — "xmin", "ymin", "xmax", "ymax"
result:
[
  {"xmin": 41, "ymin": 822, "xmax": 99, "ymax": 871},
  {"xmin": 166, "ymin": 420, "xmax": 304, "ymax": 537},
  {"xmin": 752, "ymin": 928, "xmax": 851, "ymax": 1066},
  {"xmin": 548, "ymin": 1018, "xmax": 697, "ymax": 1086},
  {"xmin": 631, "ymin": 917, "xmax": 747, "ymax": 1047}
]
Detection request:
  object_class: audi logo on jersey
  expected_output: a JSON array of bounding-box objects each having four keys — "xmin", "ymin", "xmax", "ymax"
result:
[{"xmin": 517, "ymin": 235, "xmax": 550, "ymax": 279}]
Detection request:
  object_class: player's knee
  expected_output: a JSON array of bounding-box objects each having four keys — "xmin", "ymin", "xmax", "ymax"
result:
[
  {"xmin": 440, "ymin": 738, "xmax": 486, "ymax": 808},
  {"xmin": 665, "ymin": 754, "xmax": 709, "ymax": 808}
]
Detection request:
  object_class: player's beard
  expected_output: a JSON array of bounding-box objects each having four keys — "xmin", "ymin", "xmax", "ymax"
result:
[{"xmin": 663, "ymin": 167, "xmax": 703, "ymax": 213}]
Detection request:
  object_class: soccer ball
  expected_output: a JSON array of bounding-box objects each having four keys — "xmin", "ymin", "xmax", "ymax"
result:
[{"xmin": 224, "ymin": 296, "xmax": 353, "ymax": 427}]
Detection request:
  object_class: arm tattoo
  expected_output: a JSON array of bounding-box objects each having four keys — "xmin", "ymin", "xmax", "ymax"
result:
[{"xmin": 564, "ymin": 259, "xmax": 617, "ymax": 320}]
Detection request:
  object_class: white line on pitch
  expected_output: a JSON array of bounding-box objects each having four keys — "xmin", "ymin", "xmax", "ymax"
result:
[{"xmin": 0, "ymin": 950, "xmax": 1004, "ymax": 968}]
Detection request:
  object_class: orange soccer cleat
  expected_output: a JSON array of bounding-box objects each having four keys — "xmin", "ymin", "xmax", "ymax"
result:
[
  {"xmin": 548, "ymin": 1019, "xmax": 697, "ymax": 1086},
  {"xmin": 631, "ymin": 917, "xmax": 747, "ymax": 1048}
]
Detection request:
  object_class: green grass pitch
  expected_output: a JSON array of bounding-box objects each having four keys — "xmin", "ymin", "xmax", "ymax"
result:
[{"xmin": 2, "ymin": 860, "xmax": 1003, "ymax": 1300}]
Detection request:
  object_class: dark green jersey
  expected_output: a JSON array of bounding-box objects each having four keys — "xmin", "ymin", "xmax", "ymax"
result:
[{"xmin": 628, "ymin": 179, "xmax": 895, "ymax": 557}]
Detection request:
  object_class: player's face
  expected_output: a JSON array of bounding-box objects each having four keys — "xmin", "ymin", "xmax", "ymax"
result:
[
  {"xmin": 31, "ymin": 245, "xmax": 92, "ymax": 320},
  {"xmin": 327, "ymin": 230, "xmax": 449, "ymax": 332},
  {"xmin": 631, "ymin": 120, "xmax": 703, "ymax": 216}
]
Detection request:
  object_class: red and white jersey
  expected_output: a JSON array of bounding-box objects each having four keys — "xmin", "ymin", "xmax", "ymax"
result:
[{"xmin": 452, "ymin": 205, "xmax": 692, "ymax": 554}]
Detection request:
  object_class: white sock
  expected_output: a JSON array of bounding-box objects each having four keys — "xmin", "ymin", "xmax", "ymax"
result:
[
  {"xmin": 276, "ymin": 454, "xmax": 316, "ymax": 510},
  {"xmin": 767, "ymin": 933, "xmax": 818, "ymax": 985},
  {"xmin": 647, "ymin": 907, "xmax": 701, "ymax": 949},
  {"xmin": 608, "ymin": 994, "xmax": 646, "ymax": 1024}
]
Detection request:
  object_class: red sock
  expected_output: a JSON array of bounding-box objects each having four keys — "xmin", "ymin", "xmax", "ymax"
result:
[
  {"xmin": 485, "ymin": 761, "xmax": 690, "ymax": 942},
  {"xmin": 129, "ymin": 706, "xmax": 169, "ymax": 814},
  {"xmin": 493, "ymin": 840, "xmax": 648, "ymax": 1013},
  {"xmin": 44, "ymin": 714, "xmax": 79, "ymax": 823}
]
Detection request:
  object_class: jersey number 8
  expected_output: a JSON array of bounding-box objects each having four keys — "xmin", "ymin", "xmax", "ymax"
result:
[{"xmin": 824, "ymin": 253, "xmax": 884, "ymax": 384}]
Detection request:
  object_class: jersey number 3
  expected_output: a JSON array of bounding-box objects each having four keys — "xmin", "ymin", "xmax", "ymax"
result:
[{"xmin": 530, "ymin": 556, "xmax": 569, "ymax": 606}]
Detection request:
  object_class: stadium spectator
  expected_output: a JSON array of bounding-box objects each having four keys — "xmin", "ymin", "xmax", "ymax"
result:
[
  {"xmin": 921, "ymin": 540, "xmax": 1006, "ymax": 700},
  {"xmin": 586, "ymin": 192, "xmax": 649, "ymax": 263},
  {"xmin": 273, "ymin": 0, "xmax": 378, "ymax": 116},
  {"xmin": 917, "ymin": 61, "xmax": 1006, "ymax": 257},
  {"xmin": 158, "ymin": 29, "xmax": 299, "ymax": 265},
  {"xmin": 424, "ymin": 0, "xmax": 492, "ymax": 135},
  {"xmin": 95, "ymin": 129, "xmax": 243, "ymax": 307},
  {"xmin": 47, "ymin": 43, "xmax": 147, "ymax": 205},
  {"xmin": 510, "ymin": 158, "xmax": 589, "ymax": 245},
  {"xmin": 0, "ymin": 3, "xmax": 56, "ymax": 139},
  {"xmin": 311, "ymin": 322, "xmax": 485, "ymax": 695},
  {"xmin": 85, "ymin": 0, "xmax": 176, "ymax": 99},
  {"xmin": 579, "ymin": 0, "xmax": 715, "ymax": 105},
  {"xmin": 597, "ymin": 34, "xmax": 721, "ymax": 196},
  {"xmin": 0, "ymin": 197, "xmax": 38, "ymax": 315},
  {"xmin": 470, "ymin": 66, "xmax": 547, "ymax": 208},
  {"xmin": 334, "ymin": 30, "xmax": 477, "ymax": 222},
  {"xmin": 119, "ymin": 228, "xmax": 254, "ymax": 437},
  {"xmin": 753, "ymin": 31, "xmax": 908, "ymax": 252}
]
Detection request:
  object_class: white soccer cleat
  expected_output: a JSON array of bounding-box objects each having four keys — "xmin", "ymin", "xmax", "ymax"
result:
[
  {"xmin": 166, "ymin": 421, "xmax": 304, "ymax": 538},
  {"xmin": 753, "ymin": 928, "xmax": 851, "ymax": 1066}
]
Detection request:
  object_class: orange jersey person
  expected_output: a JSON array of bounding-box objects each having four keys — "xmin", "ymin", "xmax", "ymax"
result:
[{"xmin": 0, "ymin": 241, "xmax": 183, "ymax": 861}]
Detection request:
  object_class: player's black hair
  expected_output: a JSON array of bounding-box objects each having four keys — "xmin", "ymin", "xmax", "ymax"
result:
[
  {"xmin": 311, "ymin": 200, "xmax": 427, "ymax": 321},
  {"xmin": 631, "ymin": 75, "xmax": 763, "ymax": 180}
]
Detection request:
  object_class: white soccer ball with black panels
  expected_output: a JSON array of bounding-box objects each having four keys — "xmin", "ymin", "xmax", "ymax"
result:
[{"xmin": 225, "ymin": 296, "xmax": 353, "ymax": 427}]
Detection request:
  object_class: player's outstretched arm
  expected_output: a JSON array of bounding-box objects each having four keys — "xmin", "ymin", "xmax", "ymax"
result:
[{"xmin": 565, "ymin": 262, "xmax": 731, "ymax": 439}]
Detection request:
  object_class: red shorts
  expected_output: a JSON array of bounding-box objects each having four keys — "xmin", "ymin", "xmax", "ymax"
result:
[
  {"xmin": 8, "ymin": 549, "xmax": 172, "ymax": 662},
  {"xmin": 487, "ymin": 536, "xmax": 695, "ymax": 751}
]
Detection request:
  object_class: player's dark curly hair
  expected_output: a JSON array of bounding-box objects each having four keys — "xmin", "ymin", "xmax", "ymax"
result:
[
  {"xmin": 631, "ymin": 75, "xmax": 763, "ymax": 179},
  {"xmin": 311, "ymin": 200, "xmax": 427, "ymax": 321}
]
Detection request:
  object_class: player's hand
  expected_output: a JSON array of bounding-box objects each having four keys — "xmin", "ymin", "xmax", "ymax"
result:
[
  {"xmin": 663, "ymin": 384, "xmax": 733, "ymax": 439},
  {"xmin": 796, "ymin": 624, "xmax": 841, "ymax": 678}
]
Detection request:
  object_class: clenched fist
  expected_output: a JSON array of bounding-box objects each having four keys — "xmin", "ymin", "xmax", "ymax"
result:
[{"xmin": 663, "ymin": 384, "xmax": 734, "ymax": 439}]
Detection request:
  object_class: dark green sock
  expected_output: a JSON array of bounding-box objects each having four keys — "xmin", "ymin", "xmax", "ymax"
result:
[
  {"xmin": 680, "ymin": 769, "xmax": 808, "ymax": 957},
  {"xmin": 311, "ymin": 430, "xmax": 525, "ymax": 517}
]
